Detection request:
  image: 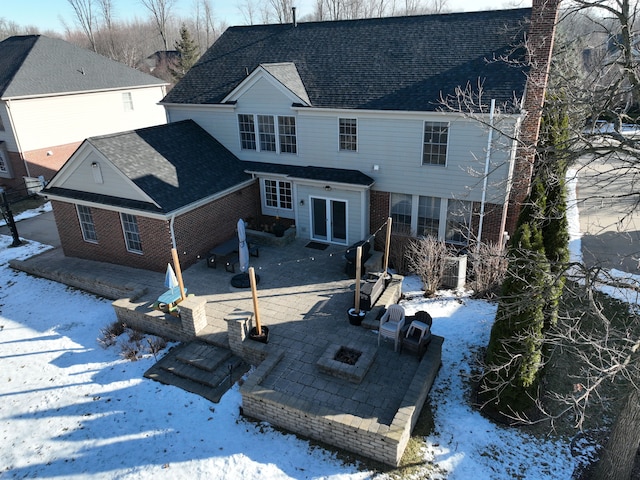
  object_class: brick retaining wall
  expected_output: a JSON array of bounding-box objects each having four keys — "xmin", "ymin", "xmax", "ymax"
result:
[{"xmin": 241, "ymin": 336, "xmax": 443, "ymax": 466}]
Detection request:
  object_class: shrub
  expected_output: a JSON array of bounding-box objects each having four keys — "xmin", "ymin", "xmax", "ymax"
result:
[
  {"xmin": 469, "ymin": 241, "xmax": 508, "ymax": 299},
  {"xmin": 405, "ymin": 236, "xmax": 449, "ymax": 296}
]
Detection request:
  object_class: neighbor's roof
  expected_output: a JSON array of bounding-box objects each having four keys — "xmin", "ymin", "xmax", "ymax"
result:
[
  {"xmin": 0, "ymin": 35, "xmax": 167, "ymax": 99},
  {"xmin": 45, "ymin": 120, "xmax": 252, "ymax": 214},
  {"xmin": 164, "ymin": 9, "xmax": 531, "ymax": 112}
]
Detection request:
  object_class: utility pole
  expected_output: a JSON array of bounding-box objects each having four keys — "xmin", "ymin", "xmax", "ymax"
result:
[{"xmin": 0, "ymin": 188, "xmax": 22, "ymax": 247}]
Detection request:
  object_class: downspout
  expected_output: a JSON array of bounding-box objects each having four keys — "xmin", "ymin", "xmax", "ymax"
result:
[{"xmin": 476, "ymin": 98, "xmax": 495, "ymax": 246}]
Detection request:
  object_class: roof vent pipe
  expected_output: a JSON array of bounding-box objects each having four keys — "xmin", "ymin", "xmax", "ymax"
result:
[{"xmin": 292, "ymin": 7, "xmax": 297, "ymax": 27}]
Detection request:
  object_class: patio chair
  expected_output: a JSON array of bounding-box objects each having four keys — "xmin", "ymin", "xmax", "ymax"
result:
[
  {"xmin": 378, "ymin": 304, "xmax": 406, "ymax": 351},
  {"xmin": 401, "ymin": 311, "xmax": 432, "ymax": 359}
]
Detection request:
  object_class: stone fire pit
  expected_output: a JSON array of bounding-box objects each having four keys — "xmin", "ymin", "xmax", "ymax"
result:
[{"xmin": 316, "ymin": 342, "xmax": 376, "ymax": 384}]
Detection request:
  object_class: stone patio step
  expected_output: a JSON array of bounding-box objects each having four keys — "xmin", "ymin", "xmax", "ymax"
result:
[
  {"xmin": 175, "ymin": 341, "xmax": 232, "ymax": 371},
  {"xmin": 144, "ymin": 342, "xmax": 250, "ymax": 403}
]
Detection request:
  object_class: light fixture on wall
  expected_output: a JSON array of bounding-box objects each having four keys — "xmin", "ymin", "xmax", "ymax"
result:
[
  {"xmin": 46, "ymin": 151, "xmax": 53, "ymax": 157},
  {"xmin": 324, "ymin": 185, "xmax": 331, "ymax": 191},
  {"xmin": 299, "ymin": 199, "xmax": 305, "ymax": 206},
  {"xmin": 373, "ymin": 164, "xmax": 380, "ymax": 171}
]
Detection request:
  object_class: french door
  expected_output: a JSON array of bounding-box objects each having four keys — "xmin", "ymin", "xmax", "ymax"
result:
[{"xmin": 311, "ymin": 197, "xmax": 347, "ymax": 244}]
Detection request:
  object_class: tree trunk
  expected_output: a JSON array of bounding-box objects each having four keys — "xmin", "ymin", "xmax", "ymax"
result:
[{"xmin": 592, "ymin": 387, "xmax": 640, "ymax": 480}]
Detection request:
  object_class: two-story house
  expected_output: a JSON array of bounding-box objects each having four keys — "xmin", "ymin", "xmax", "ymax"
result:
[
  {"xmin": 43, "ymin": 2, "xmax": 559, "ymax": 272},
  {"xmin": 0, "ymin": 35, "xmax": 168, "ymax": 192}
]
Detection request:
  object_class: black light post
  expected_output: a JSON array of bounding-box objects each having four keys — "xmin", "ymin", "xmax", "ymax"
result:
[{"xmin": 0, "ymin": 188, "xmax": 22, "ymax": 247}]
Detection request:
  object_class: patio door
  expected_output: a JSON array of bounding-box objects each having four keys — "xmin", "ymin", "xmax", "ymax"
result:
[{"xmin": 311, "ymin": 197, "xmax": 347, "ymax": 244}]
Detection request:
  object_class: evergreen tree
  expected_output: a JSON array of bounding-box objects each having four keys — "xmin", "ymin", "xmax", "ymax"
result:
[
  {"xmin": 171, "ymin": 23, "xmax": 199, "ymax": 81},
  {"xmin": 481, "ymin": 178, "xmax": 552, "ymax": 415}
]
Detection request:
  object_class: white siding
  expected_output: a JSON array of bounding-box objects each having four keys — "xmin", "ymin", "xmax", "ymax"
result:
[
  {"xmin": 56, "ymin": 149, "xmax": 151, "ymax": 203},
  {"xmin": 8, "ymin": 86, "xmax": 167, "ymax": 152},
  {"xmin": 165, "ymin": 85, "xmax": 519, "ymax": 207}
]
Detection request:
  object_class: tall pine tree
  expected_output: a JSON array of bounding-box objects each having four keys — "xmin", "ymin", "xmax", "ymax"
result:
[
  {"xmin": 171, "ymin": 24, "xmax": 199, "ymax": 82},
  {"xmin": 480, "ymin": 96, "xmax": 570, "ymax": 417}
]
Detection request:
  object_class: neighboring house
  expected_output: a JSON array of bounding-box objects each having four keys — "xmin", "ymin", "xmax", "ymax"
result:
[
  {"xmin": 44, "ymin": 1, "xmax": 559, "ymax": 272},
  {"xmin": 0, "ymin": 35, "xmax": 168, "ymax": 192}
]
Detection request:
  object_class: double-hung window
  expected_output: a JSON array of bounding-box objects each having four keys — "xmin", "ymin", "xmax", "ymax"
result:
[
  {"xmin": 238, "ymin": 114, "xmax": 257, "ymax": 150},
  {"xmin": 423, "ymin": 121, "xmax": 449, "ymax": 166},
  {"xmin": 445, "ymin": 199, "xmax": 472, "ymax": 244},
  {"xmin": 122, "ymin": 92, "xmax": 134, "ymax": 112},
  {"xmin": 339, "ymin": 118, "xmax": 357, "ymax": 151},
  {"xmin": 258, "ymin": 115, "xmax": 276, "ymax": 151},
  {"xmin": 238, "ymin": 114, "xmax": 297, "ymax": 154},
  {"xmin": 77, "ymin": 205, "xmax": 98, "ymax": 243},
  {"xmin": 390, "ymin": 193, "xmax": 413, "ymax": 234},
  {"xmin": 278, "ymin": 116, "xmax": 297, "ymax": 153},
  {"xmin": 121, "ymin": 213, "xmax": 142, "ymax": 253},
  {"xmin": 418, "ymin": 196, "xmax": 441, "ymax": 238},
  {"xmin": 264, "ymin": 179, "xmax": 292, "ymax": 211}
]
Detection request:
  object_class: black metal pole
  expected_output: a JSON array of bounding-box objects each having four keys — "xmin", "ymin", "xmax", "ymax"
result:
[{"xmin": 0, "ymin": 189, "xmax": 22, "ymax": 247}]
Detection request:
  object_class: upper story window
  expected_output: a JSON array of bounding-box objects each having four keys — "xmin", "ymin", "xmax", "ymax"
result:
[
  {"xmin": 339, "ymin": 118, "xmax": 357, "ymax": 151},
  {"xmin": 278, "ymin": 116, "xmax": 297, "ymax": 154},
  {"xmin": 238, "ymin": 114, "xmax": 297, "ymax": 154},
  {"xmin": 258, "ymin": 115, "xmax": 276, "ymax": 152},
  {"xmin": 77, "ymin": 205, "xmax": 98, "ymax": 243},
  {"xmin": 122, "ymin": 92, "xmax": 134, "ymax": 112},
  {"xmin": 238, "ymin": 114, "xmax": 256, "ymax": 150},
  {"xmin": 120, "ymin": 213, "xmax": 142, "ymax": 253},
  {"xmin": 423, "ymin": 121, "xmax": 449, "ymax": 166},
  {"xmin": 264, "ymin": 179, "xmax": 292, "ymax": 210}
]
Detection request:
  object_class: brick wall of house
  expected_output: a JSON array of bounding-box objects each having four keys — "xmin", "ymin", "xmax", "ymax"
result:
[
  {"xmin": 51, "ymin": 181, "xmax": 260, "ymax": 273},
  {"xmin": 23, "ymin": 142, "xmax": 82, "ymax": 182},
  {"xmin": 505, "ymin": 0, "xmax": 560, "ymax": 234},
  {"xmin": 369, "ymin": 190, "xmax": 390, "ymax": 250},
  {"xmin": 471, "ymin": 201, "xmax": 505, "ymax": 245},
  {"xmin": 173, "ymin": 181, "xmax": 260, "ymax": 263}
]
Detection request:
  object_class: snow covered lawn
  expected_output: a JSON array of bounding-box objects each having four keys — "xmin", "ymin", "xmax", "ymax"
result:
[{"xmin": 0, "ymin": 203, "xmax": 582, "ymax": 478}]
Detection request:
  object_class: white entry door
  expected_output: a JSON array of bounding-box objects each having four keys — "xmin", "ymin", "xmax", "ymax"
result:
[{"xmin": 311, "ymin": 197, "xmax": 347, "ymax": 244}]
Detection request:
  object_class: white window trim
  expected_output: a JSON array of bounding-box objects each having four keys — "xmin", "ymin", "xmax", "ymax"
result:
[
  {"xmin": 122, "ymin": 92, "xmax": 134, "ymax": 112},
  {"xmin": 120, "ymin": 213, "xmax": 143, "ymax": 254},
  {"xmin": 338, "ymin": 117, "xmax": 358, "ymax": 152},
  {"xmin": 238, "ymin": 114, "xmax": 298, "ymax": 155},
  {"xmin": 76, "ymin": 204, "xmax": 98, "ymax": 243},
  {"xmin": 421, "ymin": 120, "xmax": 450, "ymax": 167},
  {"xmin": 260, "ymin": 178, "xmax": 294, "ymax": 217},
  {"xmin": 390, "ymin": 194, "xmax": 471, "ymax": 245}
]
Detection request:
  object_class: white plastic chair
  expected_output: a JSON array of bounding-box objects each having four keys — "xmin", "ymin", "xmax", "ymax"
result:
[{"xmin": 378, "ymin": 304, "xmax": 406, "ymax": 351}]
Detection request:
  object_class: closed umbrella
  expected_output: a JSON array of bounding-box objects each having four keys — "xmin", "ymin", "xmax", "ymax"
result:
[
  {"xmin": 164, "ymin": 263, "xmax": 179, "ymax": 294},
  {"xmin": 238, "ymin": 218, "xmax": 249, "ymax": 273}
]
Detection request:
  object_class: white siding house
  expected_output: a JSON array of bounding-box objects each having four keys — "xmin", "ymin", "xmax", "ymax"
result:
[{"xmin": 0, "ymin": 35, "xmax": 168, "ymax": 191}]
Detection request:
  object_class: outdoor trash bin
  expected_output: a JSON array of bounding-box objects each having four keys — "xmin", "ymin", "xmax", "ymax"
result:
[{"xmin": 344, "ymin": 240, "xmax": 371, "ymax": 277}]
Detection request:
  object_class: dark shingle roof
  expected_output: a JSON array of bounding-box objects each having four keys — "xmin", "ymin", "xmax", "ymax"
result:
[
  {"xmin": 242, "ymin": 161, "xmax": 374, "ymax": 186},
  {"xmin": 46, "ymin": 120, "xmax": 252, "ymax": 214},
  {"xmin": 0, "ymin": 35, "xmax": 166, "ymax": 99},
  {"xmin": 164, "ymin": 9, "xmax": 531, "ymax": 112}
]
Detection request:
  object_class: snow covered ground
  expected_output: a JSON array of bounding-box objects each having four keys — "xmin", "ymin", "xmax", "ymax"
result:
[{"xmin": 0, "ymin": 190, "xmax": 596, "ymax": 479}]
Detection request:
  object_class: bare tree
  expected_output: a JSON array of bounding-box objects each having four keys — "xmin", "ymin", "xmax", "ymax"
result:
[
  {"xmin": 67, "ymin": 0, "xmax": 98, "ymax": 51},
  {"xmin": 405, "ymin": 236, "xmax": 449, "ymax": 296},
  {"xmin": 140, "ymin": 0, "xmax": 175, "ymax": 51}
]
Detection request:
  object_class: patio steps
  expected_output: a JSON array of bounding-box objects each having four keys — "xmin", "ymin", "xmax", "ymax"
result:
[{"xmin": 144, "ymin": 342, "xmax": 250, "ymax": 403}]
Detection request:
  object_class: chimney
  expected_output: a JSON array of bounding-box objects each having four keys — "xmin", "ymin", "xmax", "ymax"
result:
[
  {"xmin": 504, "ymin": 0, "xmax": 561, "ymax": 236},
  {"xmin": 292, "ymin": 7, "xmax": 297, "ymax": 27}
]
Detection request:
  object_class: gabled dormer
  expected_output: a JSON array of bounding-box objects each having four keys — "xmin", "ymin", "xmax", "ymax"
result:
[{"xmin": 223, "ymin": 63, "xmax": 311, "ymax": 107}]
